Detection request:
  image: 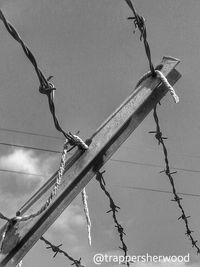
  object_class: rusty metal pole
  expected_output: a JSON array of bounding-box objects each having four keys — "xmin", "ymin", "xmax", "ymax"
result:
[{"xmin": 0, "ymin": 56, "xmax": 181, "ymax": 266}]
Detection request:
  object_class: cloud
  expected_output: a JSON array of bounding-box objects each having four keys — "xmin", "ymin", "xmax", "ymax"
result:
[
  {"xmin": 0, "ymin": 149, "xmax": 40, "ymax": 176},
  {"xmin": 52, "ymin": 204, "xmax": 85, "ymax": 231},
  {"xmin": 0, "ymin": 148, "xmax": 58, "ymax": 197},
  {"xmin": 50, "ymin": 204, "xmax": 86, "ymax": 242},
  {"xmin": 44, "ymin": 204, "xmax": 87, "ymax": 252}
]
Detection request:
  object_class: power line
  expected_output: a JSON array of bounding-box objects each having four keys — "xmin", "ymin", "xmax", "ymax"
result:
[
  {"xmin": 1, "ymin": 127, "xmax": 200, "ymax": 160},
  {"xmin": 0, "ymin": 127, "xmax": 63, "ymax": 140},
  {"xmin": 123, "ymin": 144, "xmax": 200, "ymax": 160},
  {"xmin": 0, "ymin": 142, "xmax": 61, "ymax": 154},
  {"xmin": 110, "ymin": 158, "xmax": 200, "ymax": 174},
  {"xmin": 0, "ymin": 169, "xmax": 42, "ymax": 177},
  {"xmin": 115, "ymin": 185, "xmax": 200, "ymax": 198},
  {"xmin": 1, "ymin": 167, "xmax": 200, "ymax": 199},
  {"xmin": 0, "ymin": 142, "xmax": 200, "ymax": 174}
]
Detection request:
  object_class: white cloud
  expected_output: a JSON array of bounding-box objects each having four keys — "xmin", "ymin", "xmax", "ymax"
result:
[
  {"xmin": 54, "ymin": 205, "xmax": 85, "ymax": 229},
  {"xmin": 45, "ymin": 204, "xmax": 86, "ymax": 249},
  {"xmin": 0, "ymin": 148, "xmax": 58, "ymax": 197},
  {"xmin": 0, "ymin": 148, "xmax": 60, "ymax": 228},
  {"xmin": 52, "ymin": 204, "xmax": 85, "ymax": 232},
  {"xmin": 0, "ymin": 149, "xmax": 40, "ymax": 176}
]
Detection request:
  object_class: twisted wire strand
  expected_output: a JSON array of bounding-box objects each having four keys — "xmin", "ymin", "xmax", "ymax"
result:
[
  {"xmin": 16, "ymin": 140, "xmax": 69, "ymax": 221},
  {"xmin": 40, "ymin": 236, "xmax": 85, "ymax": 267},
  {"xmin": 0, "ymin": 10, "xmax": 89, "ymax": 252},
  {"xmin": 96, "ymin": 171, "xmax": 129, "ymax": 267},
  {"xmin": 81, "ymin": 188, "xmax": 92, "ymax": 246},
  {"xmin": 149, "ymin": 105, "xmax": 200, "ymax": 255},
  {"xmin": 124, "ymin": 0, "xmax": 155, "ymax": 76},
  {"xmin": 0, "ymin": 140, "xmax": 69, "ymax": 251},
  {"xmin": 0, "ymin": 10, "xmax": 88, "ymax": 149}
]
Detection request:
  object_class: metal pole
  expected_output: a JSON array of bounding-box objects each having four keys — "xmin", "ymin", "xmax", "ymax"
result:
[{"xmin": 0, "ymin": 56, "xmax": 181, "ymax": 266}]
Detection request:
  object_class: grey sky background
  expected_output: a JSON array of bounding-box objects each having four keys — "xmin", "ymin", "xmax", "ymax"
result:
[{"xmin": 0, "ymin": 0, "xmax": 200, "ymax": 266}]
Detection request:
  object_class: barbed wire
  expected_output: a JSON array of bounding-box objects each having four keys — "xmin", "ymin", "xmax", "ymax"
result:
[
  {"xmin": 0, "ymin": 139, "xmax": 89, "ymax": 264},
  {"xmin": 124, "ymin": 2, "xmax": 192, "ymax": 252},
  {"xmin": 149, "ymin": 105, "xmax": 200, "ymax": 255},
  {"xmin": 95, "ymin": 170, "xmax": 129, "ymax": 266},
  {"xmin": 0, "ymin": 2, "xmax": 191, "ymax": 265},
  {"xmin": 124, "ymin": 0, "xmax": 155, "ymax": 76},
  {"xmin": 0, "ymin": 9, "xmax": 91, "ymax": 261},
  {"xmin": 40, "ymin": 236, "xmax": 85, "ymax": 267},
  {"xmin": 124, "ymin": 1, "xmax": 179, "ymax": 100},
  {"xmin": 0, "ymin": 10, "xmax": 88, "ymax": 150}
]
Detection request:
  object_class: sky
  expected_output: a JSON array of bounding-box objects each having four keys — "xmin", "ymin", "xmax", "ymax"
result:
[{"xmin": 0, "ymin": 0, "xmax": 200, "ymax": 266}]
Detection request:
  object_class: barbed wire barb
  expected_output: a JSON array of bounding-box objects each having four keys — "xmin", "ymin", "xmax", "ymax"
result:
[
  {"xmin": 40, "ymin": 236, "xmax": 85, "ymax": 267},
  {"xmin": 124, "ymin": 0, "xmax": 155, "ymax": 76},
  {"xmin": 0, "ymin": 10, "xmax": 90, "ymax": 257},
  {"xmin": 0, "ymin": 9, "xmax": 88, "ymax": 150},
  {"xmin": 0, "ymin": 2, "xmax": 187, "ymax": 266},
  {"xmin": 124, "ymin": 1, "xmax": 180, "ymax": 105},
  {"xmin": 95, "ymin": 170, "xmax": 130, "ymax": 266},
  {"xmin": 150, "ymin": 105, "xmax": 200, "ymax": 255}
]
